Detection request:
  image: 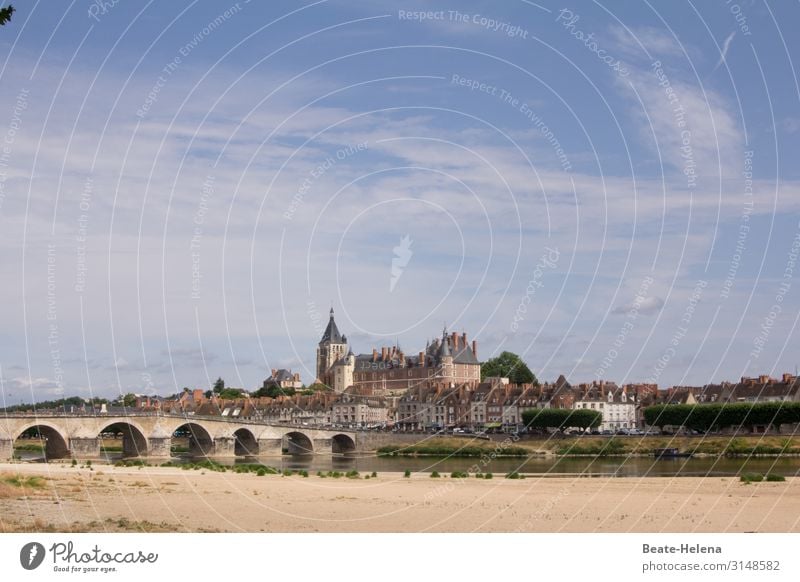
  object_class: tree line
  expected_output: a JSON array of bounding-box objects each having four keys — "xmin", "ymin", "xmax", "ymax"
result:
[
  {"xmin": 521, "ymin": 407, "xmax": 602, "ymax": 430},
  {"xmin": 644, "ymin": 402, "xmax": 800, "ymax": 431}
]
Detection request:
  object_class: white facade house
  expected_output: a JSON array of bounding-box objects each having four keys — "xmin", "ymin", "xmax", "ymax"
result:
[{"xmin": 573, "ymin": 390, "xmax": 636, "ymax": 431}]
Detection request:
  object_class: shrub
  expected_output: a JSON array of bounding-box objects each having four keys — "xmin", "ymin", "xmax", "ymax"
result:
[
  {"xmin": 484, "ymin": 472, "xmax": 493, "ymax": 479},
  {"xmin": 300, "ymin": 470, "xmax": 309, "ymax": 478},
  {"xmin": 256, "ymin": 468, "xmax": 266, "ymax": 477},
  {"xmin": 450, "ymin": 471, "xmax": 468, "ymax": 479},
  {"xmin": 403, "ymin": 469, "xmax": 411, "ymax": 478},
  {"xmin": 740, "ymin": 473, "xmax": 764, "ymax": 483},
  {"xmin": 505, "ymin": 471, "xmax": 524, "ymax": 479},
  {"xmin": 371, "ymin": 471, "xmax": 377, "ymax": 478},
  {"xmin": 430, "ymin": 471, "xmax": 440, "ymax": 478},
  {"xmin": 522, "ymin": 407, "xmax": 602, "ymax": 431},
  {"xmin": 346, "ymin": 470, "xmax": 360, "ymax": 479},
  {"xmin": 765, "ymin": 473, "xmax": 786, "ymax": 482},
  {"xmin": 475, "ymin": 472, "xmax": 484, "ymax": 478},
  {"xmin": 282, "ymin": 469, "xmax": 294, "ymax": 477},
  {"xmin": 71, "ymin": 459, "xmax": 77, "ymax": 467}
]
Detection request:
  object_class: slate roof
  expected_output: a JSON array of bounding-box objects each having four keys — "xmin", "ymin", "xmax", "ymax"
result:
[{"xmin": 320, "ymin": 308, "xmax": 345, "ymax": 344}]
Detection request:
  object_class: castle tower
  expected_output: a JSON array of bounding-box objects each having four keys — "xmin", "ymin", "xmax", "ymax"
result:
[{"xmin": 316, "ymin": 308, "xmax": 348, "ymax": 386}]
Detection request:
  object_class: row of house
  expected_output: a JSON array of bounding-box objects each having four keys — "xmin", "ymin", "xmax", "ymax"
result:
[{"xmin": 131, "ymin": 372, "xmax": 800, "ymax": 432}]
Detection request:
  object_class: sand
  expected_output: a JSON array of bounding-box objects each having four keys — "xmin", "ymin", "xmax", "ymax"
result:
[{"xmin": 1, "ymin": 462, "xmax": 799, "ymax": 533}]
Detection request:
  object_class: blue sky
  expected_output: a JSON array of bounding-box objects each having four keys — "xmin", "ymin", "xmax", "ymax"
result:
[{"xmin": 1, "ymin": 0, "xmax": 799, "ymax": 402}]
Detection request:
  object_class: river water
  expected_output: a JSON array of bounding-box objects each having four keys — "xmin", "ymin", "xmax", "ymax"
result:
[{"xmin": 16, "ymin": 450, "xmax": 800, "ymax": 477}]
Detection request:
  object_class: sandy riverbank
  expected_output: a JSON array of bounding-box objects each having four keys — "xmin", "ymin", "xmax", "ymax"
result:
[{"xmin": 1, "ymin": 462, "xmax": 799, "ymax": 533}]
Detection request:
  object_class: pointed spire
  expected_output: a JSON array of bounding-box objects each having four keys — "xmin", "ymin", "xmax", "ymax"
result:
[{"xmin": 319, "ymin": 306, "xmax": 343, "ymax": 344}]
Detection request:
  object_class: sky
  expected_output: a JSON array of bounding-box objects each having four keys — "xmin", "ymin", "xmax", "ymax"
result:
[{"xmin": 1, "ymin": 0, "xmax": 799, "ymax": 403}]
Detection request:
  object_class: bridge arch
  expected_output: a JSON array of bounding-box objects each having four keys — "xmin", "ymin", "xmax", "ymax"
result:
[
  {"xmin": 97, "ymin": 421, "xmax": 148, "ymax": 458},
  {"xmin": 173, "ymin": 422, "xmax": 214, "ymax": 457},
  {"xmin": 15, "ymin": 422, "xmax": 70, "ymax": 460},
  {"xmin": 233, "ymin": 428, "xmax": 258, "ymax": 456},
  {"xmin": 331, "ymin": 433, "xmax": 356, "ymax": 454},
  {"xmin": 283, "ymin": 431, "xmax": 313, "ymax": 455}
]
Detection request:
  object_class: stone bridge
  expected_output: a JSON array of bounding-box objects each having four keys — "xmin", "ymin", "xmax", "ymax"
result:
[{"xmin": 0, "ymin": 413, "xmax": 365, "ymax": 461}]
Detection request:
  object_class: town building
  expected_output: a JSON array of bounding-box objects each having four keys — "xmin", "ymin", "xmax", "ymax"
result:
[
  {"xmin": 262, "ymin": 368, "xmax": 303, "ymax": 390},
  {"xmin": 573, "ymin": 381, "xmax": 637, "ymax": 431}
]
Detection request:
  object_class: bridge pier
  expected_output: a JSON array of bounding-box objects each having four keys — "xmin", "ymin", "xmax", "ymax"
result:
[
  {"xmin": 0, "ymin": 438, "xmax": 12, "ymax": 461},
  {"xmin": 313, "ymin": 438, "xmax": 333, "ymax": 454},
  {"xmin": 147, "ymin": 437, "xmax": 171, "ymax": 458},
  {"xmin": 70, "ymin": 438, "xmax": 100, "ymax": 458},
  {"xmin": 257, "ymin": 438, "xmax": 282, "ymax": 456},
  {"xmin": 214, "ymin": 437, "xmax": 235, "ymax": 457}
]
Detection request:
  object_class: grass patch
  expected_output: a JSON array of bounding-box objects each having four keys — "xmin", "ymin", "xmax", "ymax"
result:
[
  {"xmin": 2, "ymin": 474, "xmax": 46, "ymax": 488},
  {"xmin": 377, "ymin": 439, "xmax": 528, "ymax": 458}
]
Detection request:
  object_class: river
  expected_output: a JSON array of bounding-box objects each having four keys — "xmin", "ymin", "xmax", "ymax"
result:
[{"xmin": 15, "ymin": 450, "xmax": 800, "ymax": 477}]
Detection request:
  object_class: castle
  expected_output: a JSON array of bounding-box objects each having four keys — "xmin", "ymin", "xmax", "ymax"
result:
[{"xmin": 315, "ymin": 308, "xmax": 481, "ymax": 395}]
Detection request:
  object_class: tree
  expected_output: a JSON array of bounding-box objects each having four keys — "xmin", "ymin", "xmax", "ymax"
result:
[
  {"xmin": 122, "ymin": 393, "xmax": 137, "ymax": 407},
  {"xmin": 217, "ymin": 388, "xmax": 246, "ymax": 400},
  {"xmin": 213, "ymin": 377, "xmax": 225, "ymax": 394},
  {"xmin": 481, "ymin": 351, "xmax": 538, "ymax": 384},
  {"xmin": 0, "ymin": 5, "xmax": 14, "ymax": 26},
  {"xmin": 522, "ymin": 408, "xmax": 601, "ymax": 431},
  {"xmin": 252, "ymin": 385, "xmax": 295, "ymax": 399}
]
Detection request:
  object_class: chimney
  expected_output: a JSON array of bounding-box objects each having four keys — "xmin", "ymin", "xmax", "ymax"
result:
[
  {"xmin": 382, "ymin": 347, "xmax": 388, "ymax": 360},
  {"xmin": 451, "ymin": 332, "xmax": 458, "ymax": 350},
  {"xmin": 373, "ymin": 348, "xmax": 378, "ymax": 362},
  {"xmin": 461, "ymin": 332, "xmax": 467, "ymax": 350},
  {"xmin": 472, "ymin": 340, "xmax": 478, "ymax": 358},
  {"xmin": 419, "ymin": 352, "xmax": 425, "ymax": 367},
  {"xmin": 271, "ymin": 368, "xmax": 277, "ymax": 378}
]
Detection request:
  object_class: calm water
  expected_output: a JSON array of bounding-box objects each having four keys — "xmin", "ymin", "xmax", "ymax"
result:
[{"xmin": 17, "ymin": 450, "xmax": 800, "ymax": 477}]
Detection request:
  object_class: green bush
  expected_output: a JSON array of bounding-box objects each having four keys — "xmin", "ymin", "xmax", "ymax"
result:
[
  {"xmin": 505, "ymin": 471, "xmax": 524, "ymax": 479},
  {"xmin": 522, "ymin": 407, "xmax": 602, "ymax": 431},
  {"xmin": 645, "ymin": 401, "xmax": 800, "ymax": 431},
  {"xmin": 282, "ymin": 469, "xmax": 294, "ymax": 477},
  {"xmin": 430, "ymin": 471, "xmax": 440, "ymax": 478},
  {"xmin": 300, "ymin": 470, "xmax": 309, "ymax": 478},
  {"xmin": 256, "ymin": 468, "xmax": 266, "ymax": 476},
  {"xmin": 765, "ymin": 473, "xmax": 786, "ymax": 482},
  {"xmin": 371, "ymin": 471, "xmax": 377, "ymax": 478},
  {"xmin": 403, "ymin": 469, "xmax": 411, "ymax": 478},
  {"xmin": 740, "ymin": 473, "xmax": 764, "ymax": 483},
  {"xmin": 346, "ymin": 470, "xmax": 360, "ymax": 479},
  {"xmin": 484, "ymin": 472, "xmax": 493, "ymax": 479},
  {"xmin": 450, "ymin": 471, "xmax": 469, "ymax": 479},
  {"xmin": 71, "ymin": 459, "xmax": 77, "ymax": 467}
]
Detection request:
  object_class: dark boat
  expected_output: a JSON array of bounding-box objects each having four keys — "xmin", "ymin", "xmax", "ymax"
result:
[{"xmin": 653, "ymin": 447, "xmax": 693, "ymax": 458}]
